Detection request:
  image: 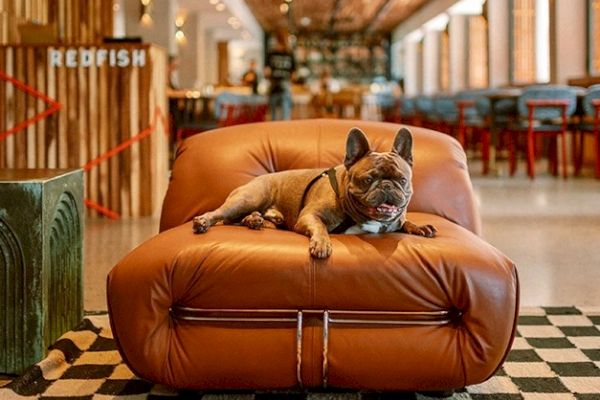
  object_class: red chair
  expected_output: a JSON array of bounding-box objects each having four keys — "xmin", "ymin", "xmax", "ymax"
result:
[
  {"xmin": 575, "ymin": 90, "xmax": 600, "ymax": 178},
  {"xmin": 457, "ymin": 99, "xmax": 491, "ymax": 175},
  {"xmin": 217, "ymin": 103, "xmax": 243, "ymax": 127},
  {"xmin": 506, "ymin": 86, "xmax": 577, "ymax": 179},
  {"xmin": 217, "ymin": 102, "xmax": 269, "ymax": 127}
]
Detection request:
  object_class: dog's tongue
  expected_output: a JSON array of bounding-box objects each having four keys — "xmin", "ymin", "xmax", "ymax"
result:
[
  {"xmin": 376, "ymin": 203, "xmax": 398, "ymax": 213},
  {"xmin": 372, "ymin": 203, "xmax": 398, "ymax": 214}
]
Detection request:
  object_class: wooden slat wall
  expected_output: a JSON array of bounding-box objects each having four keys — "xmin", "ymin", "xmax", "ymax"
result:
[
  {"xmin": 0, "ymin": 44, "xmax": 169, "ymax": 218},
  {"xmin": 0, "ymin": 0, "xmax": 113, "ymax": 45}
]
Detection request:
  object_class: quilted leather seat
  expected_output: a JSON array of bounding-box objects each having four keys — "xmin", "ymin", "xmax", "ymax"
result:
[{"xmin": 107, "ymin": 119, "xmax": 518, "ymax": 391}]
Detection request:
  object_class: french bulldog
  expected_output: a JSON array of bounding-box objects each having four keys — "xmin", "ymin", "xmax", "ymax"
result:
[{"xmin": 192, "ymin": 127, "xmax": 436, "ymax": 258}]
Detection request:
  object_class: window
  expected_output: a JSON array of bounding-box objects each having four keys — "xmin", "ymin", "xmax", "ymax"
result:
[
  {"xmin": 510, "ymin": 0, "xmax": 550, "ymax": 84},
  {"xmin": 439, "ymin": 30, "xmax": 450, "ymax": 92},
  {"xmin": 588, "ymin": 0, "xmax": 600, "ymax": 74},
  {"xmin": 468, "ymin": 15, "xmax": 488, "ymax": 88}
]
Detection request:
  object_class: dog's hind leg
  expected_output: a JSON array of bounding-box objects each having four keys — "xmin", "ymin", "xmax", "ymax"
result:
[
  {"xmin": 241, "ymin": 211, "xmax": 265, "ymax": 230},
  {"xmin": 193, "ymin": 182, "xmax": 270, "ymax": 234},
  {"xmin": 263, "ymin": 208, "xmax": 284, "ymax": 227}
]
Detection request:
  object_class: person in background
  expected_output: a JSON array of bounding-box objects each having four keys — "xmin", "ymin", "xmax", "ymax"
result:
[
  {"xmin": 264, "ymin": 29, "xmax": 296, "ymax": 120},
  {"xmin": 242, "ymin": 59, "xmax": 259, "ymax": 95},
  {"xmin": 167, "ymin": 54, "xmax": 181, "ymax": 90}
]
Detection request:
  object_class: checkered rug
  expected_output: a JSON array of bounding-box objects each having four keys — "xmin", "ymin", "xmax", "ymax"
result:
[{"xmin": 1, "ymin": 307, "xmax": 600, "ymax": 399}]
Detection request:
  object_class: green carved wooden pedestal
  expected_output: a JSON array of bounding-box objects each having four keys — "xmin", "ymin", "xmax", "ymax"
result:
[{"xmin": 0, "ymin": 169, "xmax": 84, "ymax": 374}]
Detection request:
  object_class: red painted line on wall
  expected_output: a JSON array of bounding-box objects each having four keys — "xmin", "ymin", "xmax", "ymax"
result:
[
  {"xmin": 83, "ymin": 125, "xmax": 154, "ymax": 172},
  {"xmin": 1, "ymin": 68, "xmax": 168, "ymax": 219},
  {"xmin": 0, "ymin": 70, "xmax": 62, "ymax": 141},
  {"xmin": 83, "ymin": 107, "xmax": 167, "ymax": 219},
  {"xmin": 84, "ymin": 199, "xmax": 120, "ymax": 220}
]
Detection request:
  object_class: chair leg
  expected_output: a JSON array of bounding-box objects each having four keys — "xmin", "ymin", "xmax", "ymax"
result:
[
  {"xmin": 508, "ymin": 132, "xmax": 517, "ymax": 176},
  {"xmin": 560, "ymin": 131, "xmax": 568, "ymax": 179},
  {"xmin": 481, "ymin": 128, "xmax": 490, "ymax": 175},
  {"xmin": 548, "ymin": 136, "xmax": 558, "ymax": 177},
  {"xmin": 527, "ymin": 130, "xmax": 535, "ymax": 179},
  {"xmin": 458, "ymin": 125, "xmax": 466, "ymax": 149},
  {"xmin": 595, "ymin": 130, "xmax": 600, "ymax": 179},
  {"xmin": 573, "ymin": 130, "xmax": 582, "ymax": 176}
]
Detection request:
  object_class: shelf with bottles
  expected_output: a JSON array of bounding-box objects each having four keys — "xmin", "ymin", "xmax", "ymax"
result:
[{"xmin": 293, "ymin": 33, "xmax": 390, "ymax": 83}]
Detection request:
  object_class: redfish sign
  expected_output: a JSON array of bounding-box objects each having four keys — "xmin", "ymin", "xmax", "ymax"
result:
[{"xmin": 49, "ymin": 48, "xmax": 147, "ymax": 68}]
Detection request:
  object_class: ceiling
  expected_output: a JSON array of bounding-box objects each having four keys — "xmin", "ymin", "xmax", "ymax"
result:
[{"xmin": 243, "ymin": 0, "xmax": 430, "ymax": 35}]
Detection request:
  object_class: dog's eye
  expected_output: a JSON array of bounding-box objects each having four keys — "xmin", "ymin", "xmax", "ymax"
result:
[
  {"xmin": 363, "ymin": 177, "xmax": 373, "ymax": 185},
  {"xmin": 400, "ymin": 178, "xmax": 407, "ymax": 186}
]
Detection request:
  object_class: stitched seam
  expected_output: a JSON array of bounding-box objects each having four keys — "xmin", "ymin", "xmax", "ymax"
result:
[
  {"xmin": 457, "ymin": 324, "xmax": 468, "ymax": 388},
  {"xmin": 482, "ymin": 263, "xmax": 520, "ymax": 382}
]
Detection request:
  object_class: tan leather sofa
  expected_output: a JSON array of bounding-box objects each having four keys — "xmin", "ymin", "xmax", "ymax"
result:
[{"xmin": 107, "ymin": 119, "xmax": 518, "ymax": 393}]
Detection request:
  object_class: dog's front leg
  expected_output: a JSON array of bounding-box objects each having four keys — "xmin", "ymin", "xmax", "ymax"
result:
[
  {"xmin": 400, "ymin": 220, "xmax": 437, "ymax": 238},
  {"xmin": 294, "ymin": 214, "xmax": 332, "ymax": 259}
]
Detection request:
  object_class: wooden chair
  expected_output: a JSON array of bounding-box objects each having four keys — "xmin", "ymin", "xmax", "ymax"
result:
[
  {"xmin": 574, "ymin": 84, "xmax": 600, "ymax": 178},
  {"xmin": 506, "ymin": 85, "xmax": 578, "ymax": 179}
]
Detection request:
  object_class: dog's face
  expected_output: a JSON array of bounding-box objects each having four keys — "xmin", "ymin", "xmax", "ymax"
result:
[{"xmin": 343, "ymin": 127, "xmax": 413, "ymax": 223}]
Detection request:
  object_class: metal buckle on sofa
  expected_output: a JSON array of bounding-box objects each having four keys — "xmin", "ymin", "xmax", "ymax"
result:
[{"xmin": 170, "ymin": 307, "xmax": 454, "ymax": 389}]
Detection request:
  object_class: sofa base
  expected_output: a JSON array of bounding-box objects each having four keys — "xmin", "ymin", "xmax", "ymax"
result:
[{"xmin": 171, "ymin": 306, "xmax": 460, "ymax": 389}]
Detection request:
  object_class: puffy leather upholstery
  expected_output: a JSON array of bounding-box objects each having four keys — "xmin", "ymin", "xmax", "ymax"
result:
[
  {"xmin": 160, "ymin": 119, "xmax": 481, "ymax": 234},
  {"xmin": 108, "ymin": 119, "xmax": 518, "ymax": 391}
]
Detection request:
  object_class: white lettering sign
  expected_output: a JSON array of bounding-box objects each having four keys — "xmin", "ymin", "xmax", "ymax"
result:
[
  {"xmin": 65, "ymin": 49, "xmax": 77, "ymax": 68},
  {"xmin": 49, "ymin": 48, "xmax": 147, "ymax": 68}
]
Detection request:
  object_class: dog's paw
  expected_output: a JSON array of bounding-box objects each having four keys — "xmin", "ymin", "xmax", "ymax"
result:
[
  {"xmin": 264, "ymin": 208, "xmax": 284, "ymax": 226},
  {"xmin": 410, "ymin": 224, "xmax": 437, "ymax": 238},
  {"xmin": 309, "ymin": 237, "xmax": 332, "ymax": 259},
  {"xmin": 242, "ymin": 211, "xmax": 264, "ymax": 230},
  {"xmin": 192, "ymin": 216, "xmax": 210, "ymax": 234}
]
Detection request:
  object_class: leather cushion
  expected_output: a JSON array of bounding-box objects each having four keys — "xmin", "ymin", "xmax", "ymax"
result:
[{"xmin": 108, "ymin": 212, "xmax": 517, "ymax": 388}]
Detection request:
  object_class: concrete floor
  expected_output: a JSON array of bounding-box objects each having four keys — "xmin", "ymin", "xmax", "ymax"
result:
[{"xmin": 84, "ymin": 168, "xmax": 600, "ymax": 312}]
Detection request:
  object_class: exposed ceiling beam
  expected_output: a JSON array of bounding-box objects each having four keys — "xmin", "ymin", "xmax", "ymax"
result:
[
  {"xmin": 327, "ymin": 0, "xmax": 342, "ymax": 34},
  {"xmin": 366, "ymin": 0, "xmax": 395, "ymax": 33}
]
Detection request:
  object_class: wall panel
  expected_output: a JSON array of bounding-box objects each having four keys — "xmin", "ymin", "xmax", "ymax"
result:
[
  {"xmin": 0, "ymin": 0, "xmax": 113, "ymax": 45},
  {"xmin": 0, "ymin": 44, "xmax": 168, "ymax": 218}
]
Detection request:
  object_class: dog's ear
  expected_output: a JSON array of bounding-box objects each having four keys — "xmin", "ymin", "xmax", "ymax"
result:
[
  {"xmin": 344, "ymin": 128, "xmax": 371, "ymax": 169},
  {"xmin": 392, "ymin": 128, "xmax": 413, "ymax": 166}
]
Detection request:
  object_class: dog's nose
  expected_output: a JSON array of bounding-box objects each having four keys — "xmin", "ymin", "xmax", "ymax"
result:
[{"xmin": 382, "ymin": 181, "xmax": 393, "ymax": 191}]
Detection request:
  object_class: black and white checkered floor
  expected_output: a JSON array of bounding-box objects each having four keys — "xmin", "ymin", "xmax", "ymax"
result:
[{"xmin": 1, "ymin": 307, "xmax": 600, "ymax": 399}]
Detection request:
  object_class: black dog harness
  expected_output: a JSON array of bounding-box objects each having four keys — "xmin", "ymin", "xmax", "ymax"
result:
[
  {"xmin": 299, "ymin": 167, "xmax": 356, "ymax": 233},
  {"xmin": 300, "ymin": 167, "xmax": 340, "ymax": 208}
]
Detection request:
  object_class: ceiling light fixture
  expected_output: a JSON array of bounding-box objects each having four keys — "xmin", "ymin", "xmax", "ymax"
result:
[
  {"xmin": 215, "ymin": 3, "xmax": 225, "ymax": 11},
  {"xmin": 209, "ymin": 0, "xmax": 219, "ymax": 4},
  {"xmin": 279, "ymin": 3, "xmax": 289, "ymax": 14}
]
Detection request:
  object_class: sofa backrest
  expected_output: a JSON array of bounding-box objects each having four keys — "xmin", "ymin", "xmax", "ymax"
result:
[{"xmin": 159, "ymin": 119, "xmax": 481, "ymax": 234}]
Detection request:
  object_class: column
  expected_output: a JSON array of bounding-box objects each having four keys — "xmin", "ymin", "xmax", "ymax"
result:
[
  {"xmin": 403, "ymin": 33, "xmax": 422, "ymax": 96},
  {"xmin": 552, "ymin": 0, "xmax": 586, "ymax": 84},
  {"xmin": 178, "ymin": 13, "xmax": 198, "ymax": 88},
  {"xmin": 487, "ymin": 0, "xmax": 510, "ymax": 87},
  {"xmin": 423, "ymin": 30, "xmax": 441, "ymax": 94},
  {"xmin": 449, "ymin": 14, "xmax": 467, "ymax": 92}
]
